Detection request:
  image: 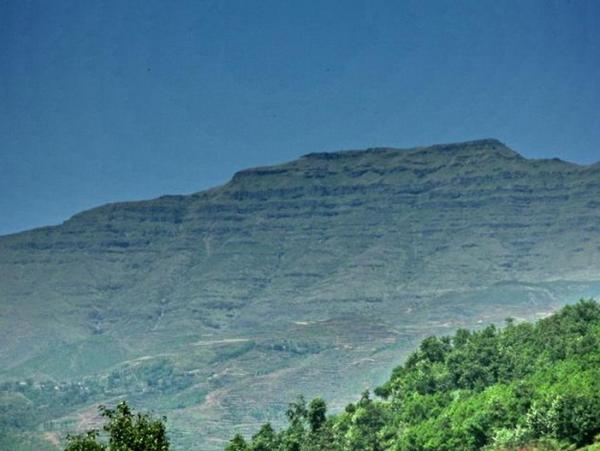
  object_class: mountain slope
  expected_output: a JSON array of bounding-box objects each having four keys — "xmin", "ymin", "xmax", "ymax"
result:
[
  {"xmin": 228, "ymin": 300, "xmax": 600, "ymax": 450},
  {"xmin": 1, "ymin": 139, "xmax": 600, "ymax": 449}
]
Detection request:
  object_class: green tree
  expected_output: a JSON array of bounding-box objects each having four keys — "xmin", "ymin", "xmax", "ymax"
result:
[
  {"xmin": 307, "ymin": 398, "xmax": 327, "ymax": 433},
  {"xmin": 251, "ymin": 423, "xmax": 279, "ymax": 451},
  {"xmin": 344, "ymin": 391, "xmax": 386, "ymax": 451},
  {"xmin": 64, "ymin": 401, "xmax": 169, "ymax": 451},
  {"xmin": 65, "ymin": 431, "xmax": 105, "ymax": 451},
  {"xmin": 280, "ymin": 396, "xmax": 307, "ymax": 451},
  {"xmin": 225, "ymin": 434, "xmax": 249, "ymax": 451}
]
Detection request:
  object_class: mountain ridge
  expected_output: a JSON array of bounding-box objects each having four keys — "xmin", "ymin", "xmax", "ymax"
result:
[{"xmin": 2, "ymin": 138, "xmax": 596, "ymax": 241}]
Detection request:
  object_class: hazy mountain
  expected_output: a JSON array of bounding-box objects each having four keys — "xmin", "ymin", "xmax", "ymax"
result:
[{"xmin": 1, "ymin": 139, "xmax": 600, "ymax": 449}]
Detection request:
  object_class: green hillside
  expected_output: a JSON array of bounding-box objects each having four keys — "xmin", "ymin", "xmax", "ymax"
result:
[
  {"xmin": 1, "ymin": 139, "xmax": 600, "ymax": 449},
  {"xmin": 229, "ymin": 300, "xmax": 600, "ymax": 450}
]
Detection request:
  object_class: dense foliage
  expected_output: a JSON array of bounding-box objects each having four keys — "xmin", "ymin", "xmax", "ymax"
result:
[
  {"xmin": 226, "ymin": 300, "xmax": 600, "ymax": 450},
  {"xmin": 64, "ymin": 401, "xmax": 169, "ymax": 451}
]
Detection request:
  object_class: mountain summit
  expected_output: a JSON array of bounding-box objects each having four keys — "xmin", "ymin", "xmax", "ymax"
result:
[{"xmin": 1, "ymin": 140, "xmax": 600, "ymax": 449}]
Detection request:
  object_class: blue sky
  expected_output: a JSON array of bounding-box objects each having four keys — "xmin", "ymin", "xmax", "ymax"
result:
[{"xmin": 1, "ymin": 0, "xmax": 599, "ymax": 235}]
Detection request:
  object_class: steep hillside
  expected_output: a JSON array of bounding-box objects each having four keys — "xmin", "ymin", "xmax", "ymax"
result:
[
  {"xmin": 228, "ymin": 300, "xmax": 600, "ymax": 450},
  {"xmin": 1, "ymin": 139, "xmax": 600, "ymax": 449}
]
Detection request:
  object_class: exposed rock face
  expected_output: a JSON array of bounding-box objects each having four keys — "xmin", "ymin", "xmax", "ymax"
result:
[{"xmin": 1, "ymin": 139, "xmax": 600, "ymax": 449}]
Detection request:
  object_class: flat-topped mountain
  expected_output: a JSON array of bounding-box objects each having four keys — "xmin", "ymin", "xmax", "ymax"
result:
[{"xmin": 1, "ymin": 139, "xmax": 600, "ymax": 449}]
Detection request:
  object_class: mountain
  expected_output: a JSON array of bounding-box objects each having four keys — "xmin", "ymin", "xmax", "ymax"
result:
[{"xmin": 1, "ymin": 139, "xmax": 600, "ymax": 449}]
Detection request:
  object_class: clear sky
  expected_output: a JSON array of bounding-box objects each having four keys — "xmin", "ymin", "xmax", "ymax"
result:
[{"xmin": 1, "ymin": 0, "xmax": 599, "ymax": 236}]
